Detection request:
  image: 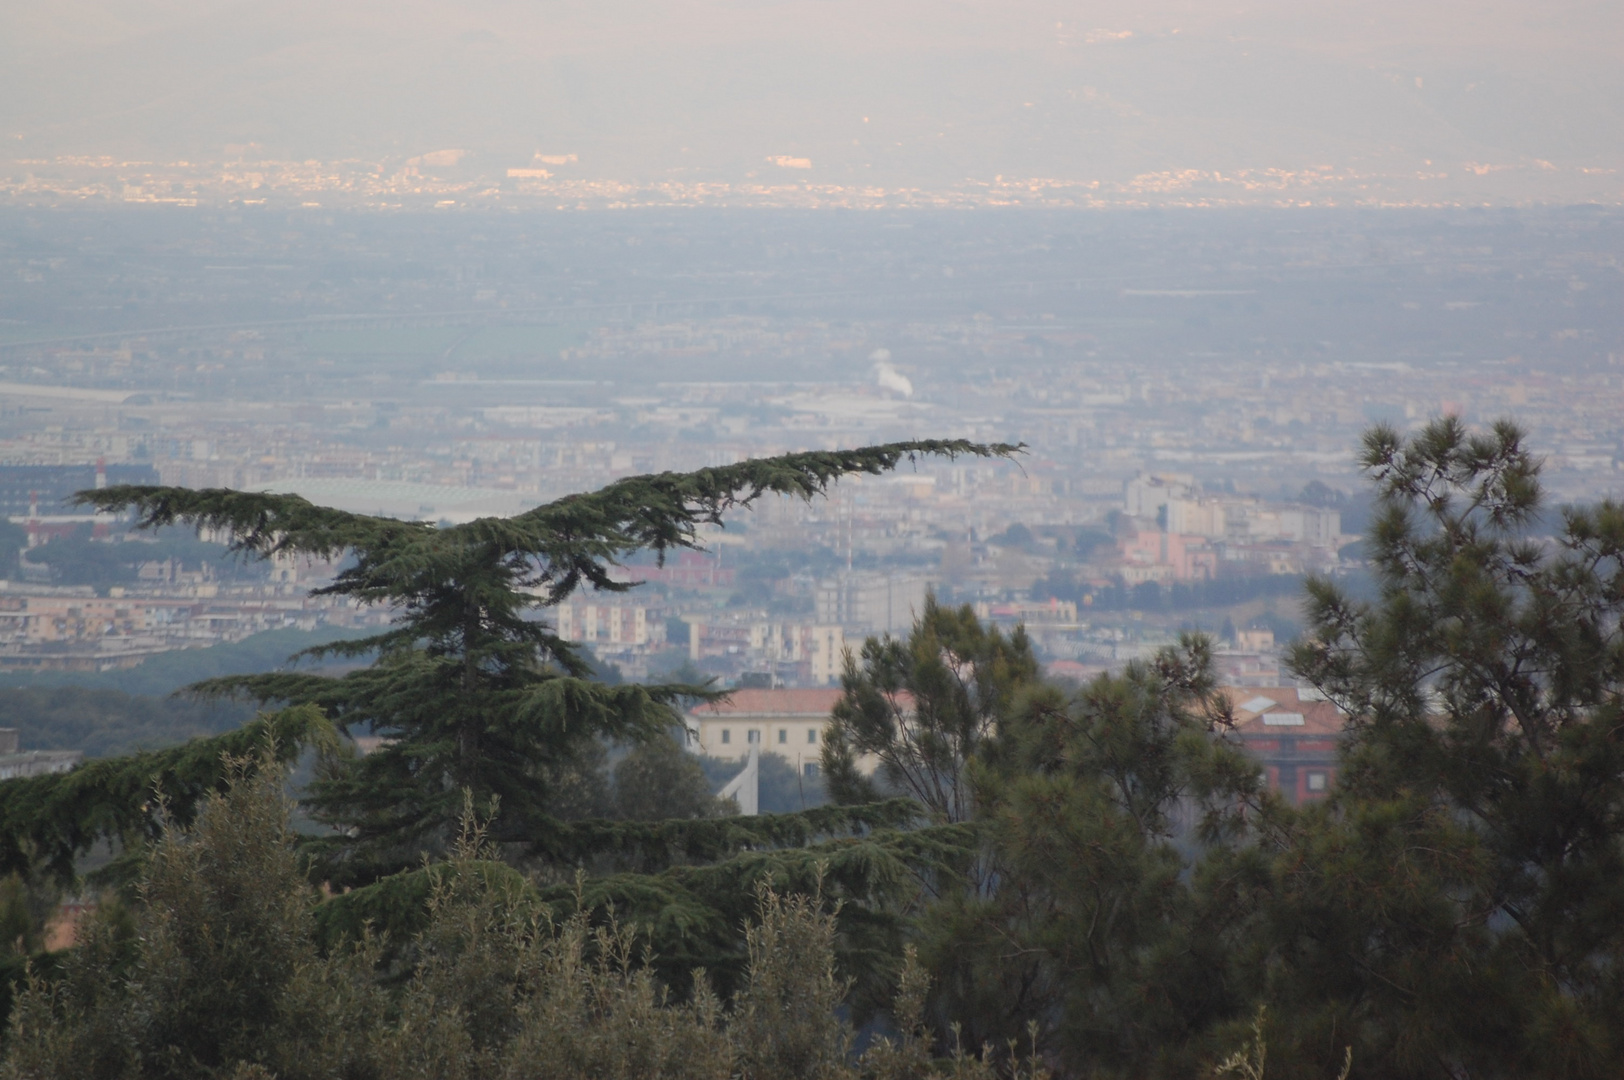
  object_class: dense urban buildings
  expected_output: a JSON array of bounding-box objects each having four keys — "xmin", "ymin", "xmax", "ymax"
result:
[{"xmin": 1, "ymin": 206, "xmax": 1619, "ymax": 799}]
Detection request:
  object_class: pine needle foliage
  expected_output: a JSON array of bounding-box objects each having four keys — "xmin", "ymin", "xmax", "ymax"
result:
[
  {"xmin": 49, "ymin": 421, "xmax": 1624, "ymax": 1075},
  {"xmin": 0, "ymin": 751, "xmax": 380, "ymax": 1080},
  {"xmin": 1, "ymin": 760, "xmax": 1021, "ymax": 1080},
  {"xmin": 1282, "ymin": 417, "xmax": 1624, "ymax": 1077},
  {"xmin": 78, "ymin": 441, "xmax": 1016, "ymax": 881},
  {"xmin": 819, "ymin": 599, "xmax": 1271, "ymax": 1076},
  {"xmin": 544, "ymin": 819, "xmax": 979, "ymax": 1006},
  {"xmin": 920, "ymin": 635, "xmax": 1265, "ymax": 1075},
  {"xmin": 823, "ymin": 597, "xmax": 1042, "ymax": 823},
  {"xmin": 523, "ymin": 798, "xmax": 925, "ymax": 870},
  {"xmin": 0, "ymin": 705, "xmax": 332, "ymax": 886},
  {"xmin": 313, "ymin": 817, "xmax": 979, "ymax": 1003}
]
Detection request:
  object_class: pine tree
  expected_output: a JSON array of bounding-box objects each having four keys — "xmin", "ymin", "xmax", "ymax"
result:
[
  {"xmin": 80, "ymin": 441, "xmax": 1015, "ymax": 882},
  {"xmin": 0, "ymin": 705, "xmax": 331, "ymax": 887},
  {"xmin": 2, "ymin": 756, "xmax": 1018, "ymax": 1080},
  {"xmin": 823, "ymin": 599, "xmax": 1264, "ymax": 1074},
  {"xmin": 822, "ymin": 595, "xmax": 1042, "ymax": 822},
  {"xmin": 923, "ymin": 635, "xmax": 1262, "ymax": 1074},
  {"xmin": 1286, "ymin": 418, "xmax": 1624, "ymax": 1077}
]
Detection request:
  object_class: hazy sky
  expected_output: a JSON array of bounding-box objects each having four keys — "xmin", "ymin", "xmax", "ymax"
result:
[{"xmin": 5, "ymin": 1, "xmax": 1622, "ymax": 191}]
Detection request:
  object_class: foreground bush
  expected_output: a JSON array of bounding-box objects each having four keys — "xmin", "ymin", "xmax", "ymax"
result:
[
  {"xmin": 1, "ymin": 757, "xmax": 1043, "ymax": 1080},
  {"xmin": 17, "ymin": 419, "xmax": 1624, "ymax": 1078}
]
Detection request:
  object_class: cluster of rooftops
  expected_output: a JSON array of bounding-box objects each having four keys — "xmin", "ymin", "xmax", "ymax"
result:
[{"xmin": 686, "ymin": 684, "xmax": 1348, "ymax": 804}]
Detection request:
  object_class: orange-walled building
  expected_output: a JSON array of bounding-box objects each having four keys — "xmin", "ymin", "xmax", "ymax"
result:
[{"xmin": 1118, "ymin": 530, "xmax": 1219, "ymax": 583}]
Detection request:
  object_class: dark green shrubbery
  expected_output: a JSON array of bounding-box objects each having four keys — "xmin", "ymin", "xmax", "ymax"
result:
[
  {"xmin": 824, "ymin": 419, "xmax": 1624, "ymax": 1079},
  {"xmin": 10, "ymin": 423, "xmax": 1624, "ymax": 1078},
  {"xmin": 2, "ymin": 758, "xmax": 1043, "ymax": 1080}
]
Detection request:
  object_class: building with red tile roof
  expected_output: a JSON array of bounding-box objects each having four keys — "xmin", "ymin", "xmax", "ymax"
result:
[
  {"xmin": 1218, "ymin": 685, "xmax": 1350, "ymax": 803},
  {"xmin": 687, "ymin": 687, "xmax": 847, "ymax": 777}
]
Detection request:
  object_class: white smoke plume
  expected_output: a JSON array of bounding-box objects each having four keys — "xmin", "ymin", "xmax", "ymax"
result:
[{"xmin": 870, "ymin": 349, "xmax": 913, "ymax": 397}]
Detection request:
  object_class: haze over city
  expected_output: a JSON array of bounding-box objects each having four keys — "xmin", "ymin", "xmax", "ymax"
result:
[
  {"xmin": 1, "ymin": 0, "xmax": 1619, "ymax": 686},
  {"xmin": 3, "ymin": 0, "xmax": 1623, "ymax": 688},
  {"xmin": 5, "ymin": 0, "xmax": 1623, "ymax": 205},
  {"xmin": 3, "ymin": 8, "xmax": 1624, "ymax": 1074}
]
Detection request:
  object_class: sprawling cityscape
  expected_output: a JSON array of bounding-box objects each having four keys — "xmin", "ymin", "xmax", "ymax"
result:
[
  {"xmin": 7, "ymin": 152, "xmax": 1620, "ymax": 211},
  {"xmin": 10, "ymin": 1, "xmax": 1624, "ymax": 1069},
  {"xmin": 2, "ymin": 207, "xmax": 1620, "ymax": 694}
]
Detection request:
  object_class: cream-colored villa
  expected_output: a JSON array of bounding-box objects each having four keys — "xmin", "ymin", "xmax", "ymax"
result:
[{"xmin": 685, "ymin": 688, "xmax": 877, "ymax": 777}]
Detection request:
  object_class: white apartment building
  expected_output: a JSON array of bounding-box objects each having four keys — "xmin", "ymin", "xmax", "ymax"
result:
[
  {"xmin": 815, "ymin": 572, "xmax": 930, "ymax": 634},
  {"xmin": 550, "ymin": 600, "xmax": 662, "ymax": 650},
  {"xmin": 1164, "ymin": 497, "xmax": 1340, "ymax": 547},
  {"xmin": 685, "ymin": 618, "xmax": 846, "ymax": 684},
  {"xmin": 685, "ymin": 687, "xmax": 883, "ymax": 777},
  {"xmin": 1124, "ymin": 473, "xmax": 1195, "ymax": 519}
]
